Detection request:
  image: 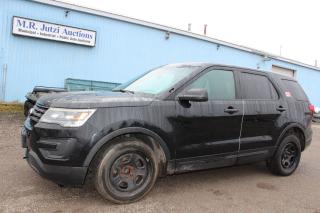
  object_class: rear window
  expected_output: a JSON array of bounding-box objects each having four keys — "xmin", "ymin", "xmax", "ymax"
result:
[
  {"xmin": 240, "ymin": 73, "xmax": 278, "ymax": 100},
  {"xmin": 281, "ymin": 79, "xmax": 308, "ymax": 101}
]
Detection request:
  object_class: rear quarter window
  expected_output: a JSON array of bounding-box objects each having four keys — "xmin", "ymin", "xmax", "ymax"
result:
[{"xmin": 281, "ymin": 79, "xmax": 308, "ymax": 101}]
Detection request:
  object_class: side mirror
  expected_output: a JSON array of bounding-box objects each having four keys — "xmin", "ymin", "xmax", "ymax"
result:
[{"xmin": 178, "ymin": 88, "xmax": 208, "ymax": 102}]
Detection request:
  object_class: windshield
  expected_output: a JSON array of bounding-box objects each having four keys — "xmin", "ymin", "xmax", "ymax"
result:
[{"xmin": 121, "ymin": 65, "xmax": 198, "ymax": 94}]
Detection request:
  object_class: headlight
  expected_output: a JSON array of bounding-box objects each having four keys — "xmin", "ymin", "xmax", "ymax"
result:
[
  {"xmin": 29, "ymin": 107, "xmax": 34, "ymax": 115},
  {"xmin": 39, "ymin": 108, "xmax": 96, "ymax": 127}
]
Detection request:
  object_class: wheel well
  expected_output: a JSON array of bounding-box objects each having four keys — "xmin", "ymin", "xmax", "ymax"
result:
[
  {"xmin": 284, "ymin": 127, "xmax": 306, "ymax": 151},
  {"xmin": 87, "ymin": 133, "xmax": 168, "ymax": 182}
]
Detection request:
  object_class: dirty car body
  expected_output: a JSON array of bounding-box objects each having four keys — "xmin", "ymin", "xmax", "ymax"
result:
[{"xmin": 21, "ymin": 63, "xmax": 313, "ymax": 203}]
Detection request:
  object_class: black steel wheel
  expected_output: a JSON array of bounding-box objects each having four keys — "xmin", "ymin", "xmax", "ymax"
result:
[
  {"xmin": 267, "ymin": 134, "xmax": 301, "ymax": 176},
  {"xmin": 93, "ymin": 139, "xmax": 159, "ymax": 204},
  {"xmin": 108, "ymin": 152, "xmax": 152, "ymax": 194},
  {"xmin": 280, "ymin": 142, "xmax": 298, "ymax": 169}
]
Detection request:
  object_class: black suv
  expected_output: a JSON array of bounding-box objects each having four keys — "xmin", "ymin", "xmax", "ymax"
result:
[{"xmin": 21, "ymin": 63, "xmax": 313, "ymax": 203}]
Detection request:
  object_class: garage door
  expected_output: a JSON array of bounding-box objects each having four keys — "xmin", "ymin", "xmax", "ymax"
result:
[{"xmin": 272, "ymin": 65, "xmax": 295, "ymax": 78}]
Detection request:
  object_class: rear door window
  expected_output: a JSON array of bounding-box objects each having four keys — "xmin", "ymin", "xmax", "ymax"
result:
[
  {"xmin": 240, "ymin": 72, "xmax": 278, "ymax": 100},
  {"xmin": 281, "ymin": 79, "xmax": 308, "ymax": 101}
]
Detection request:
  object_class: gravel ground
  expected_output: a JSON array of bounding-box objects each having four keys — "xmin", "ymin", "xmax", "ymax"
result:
[{"xmin": 0, "ymin": 113, "xmax": 319, "ymax": 213}]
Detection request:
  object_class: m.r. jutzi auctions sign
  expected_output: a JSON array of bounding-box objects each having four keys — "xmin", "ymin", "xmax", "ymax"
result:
[{"xmin": 12, "ymin": 16, "xmax": 96, "ymax": 47}]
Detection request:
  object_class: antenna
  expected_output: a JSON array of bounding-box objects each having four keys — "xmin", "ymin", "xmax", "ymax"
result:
[
  {"xmin": 188, "ymin": 23, "xmax": 192, "ymax": 32},
  {"xmin": 204, "ymin": 24, "xmax": 207, "ymax": 35}
]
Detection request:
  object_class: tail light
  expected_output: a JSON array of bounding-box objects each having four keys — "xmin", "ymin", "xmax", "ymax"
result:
[{"xmin": 309, "ymin": 104, "xmax": 315, "ymax": 114}]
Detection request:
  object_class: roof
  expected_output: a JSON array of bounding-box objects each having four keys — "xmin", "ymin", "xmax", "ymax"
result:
[
  {"xmin": 31, "ymin": 0, "xmax": 320, "ymax": 71},
  {"xmin": 169, "ymin": 62, "xmax": 294, "ymax": 76}
]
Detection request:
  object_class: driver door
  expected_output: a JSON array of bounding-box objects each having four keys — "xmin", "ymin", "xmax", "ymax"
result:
[{"xmin": 173, "ymin": 68, "xmax": 243, "ymax": 171}]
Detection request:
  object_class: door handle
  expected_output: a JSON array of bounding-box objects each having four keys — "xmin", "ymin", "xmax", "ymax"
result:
[
  {"xmin": 224, "ymin": 107, "xmax": 239, "ymax": 114},
  {"xmin": 276, "ymin": 106, "xmax": 287, "ymax": 112}
]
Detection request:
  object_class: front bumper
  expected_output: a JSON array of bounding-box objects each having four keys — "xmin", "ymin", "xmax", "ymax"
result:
[
  {"xmin": 21, "ymin": 126, "xmax": 88, "ymax": 186},
  {"xmin": 26, "ymin": 149, "xmax": 87, "ymax": 186}
]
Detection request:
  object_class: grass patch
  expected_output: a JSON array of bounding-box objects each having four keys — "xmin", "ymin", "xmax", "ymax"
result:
[{"xmin": 0, "ymin": 103, "xmax": 24, "ymax": 113}]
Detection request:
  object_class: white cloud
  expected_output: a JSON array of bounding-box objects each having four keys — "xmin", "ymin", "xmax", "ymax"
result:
[{"xmin": 61, "ymin": 0, "xmax": 320, "ymax": 66}]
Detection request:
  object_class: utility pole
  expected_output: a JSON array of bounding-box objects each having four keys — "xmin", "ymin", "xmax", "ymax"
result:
[{"xmin": 204, "ymin": 24, "xmax": 207, "ymax": 36}]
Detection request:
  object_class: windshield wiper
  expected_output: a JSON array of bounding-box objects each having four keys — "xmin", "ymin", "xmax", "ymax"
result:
[{"xmin": 112, "ymin": 89, "xmax": 135, "ymax": 94}]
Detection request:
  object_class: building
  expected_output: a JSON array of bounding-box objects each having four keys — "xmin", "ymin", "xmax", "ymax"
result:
[{"xmin": 1, "ymin": 0, "xmax": 319, "ymax": 106}]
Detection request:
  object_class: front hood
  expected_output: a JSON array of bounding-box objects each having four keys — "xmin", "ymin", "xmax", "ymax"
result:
[{"xmin": 37, "ymin": 91, "xmax": 155, "ymax": 108}]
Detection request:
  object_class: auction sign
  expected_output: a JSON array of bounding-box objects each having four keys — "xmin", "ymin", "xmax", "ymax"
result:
[{"xmin": 12, "ymin": 16, "xmax": 96, "ymax": 47}]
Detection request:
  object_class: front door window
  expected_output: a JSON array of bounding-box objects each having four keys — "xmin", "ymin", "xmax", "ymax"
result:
[{"xmin": 187, "ymin": 70, "xmax": 236, "ymax": 100}]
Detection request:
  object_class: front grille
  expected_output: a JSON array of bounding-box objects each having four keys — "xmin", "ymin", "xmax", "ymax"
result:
[{"xmin": 29, "ymin": 103, "xmax": 48, "ymax": 123}]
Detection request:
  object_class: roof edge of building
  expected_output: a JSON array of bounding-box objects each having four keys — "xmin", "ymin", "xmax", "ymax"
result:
[{"xmin": 30, "ymin": 0, "xmax": 320, "ymax": 71}]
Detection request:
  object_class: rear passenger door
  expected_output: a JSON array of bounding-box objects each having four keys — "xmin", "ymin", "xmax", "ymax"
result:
[{"xmin": 238, "ymin": 71, "xmax": 286, "ymax": 163}]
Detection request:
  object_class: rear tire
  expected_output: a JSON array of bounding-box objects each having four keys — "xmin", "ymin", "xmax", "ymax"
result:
[
  {"xmin": 93, "ymin": 138, "xmax": 159, "ymax": 204},
  {"xmin": 267, "ymin": 134, "xmax": 301, "ymax": 176}
]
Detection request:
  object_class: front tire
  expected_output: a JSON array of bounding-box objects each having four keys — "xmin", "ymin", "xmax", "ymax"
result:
[
  {"xmin": 93, "ymin": 138, "xmax": 159, "ymax": 204},
  {"xmin": 267, "ymin": 134, "xmax": 301, "ymax": 176}
]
